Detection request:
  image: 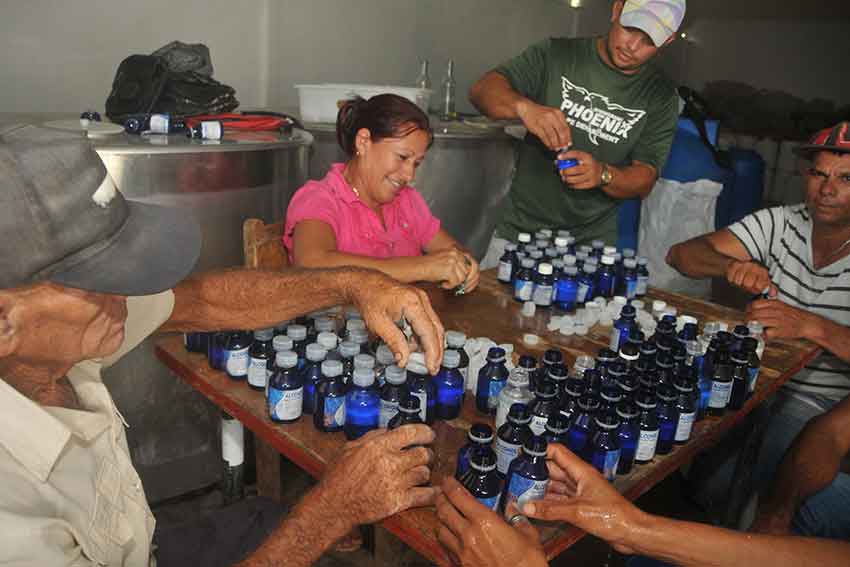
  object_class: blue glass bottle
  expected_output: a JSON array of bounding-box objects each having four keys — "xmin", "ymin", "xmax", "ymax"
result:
[
  {"xmin": 532, "ymin": 262, "xmax": 555, "ymax": 308},
  {"xmin": 314, "ymin": 360, "xmax": 346, "ymax": 433},
  {"xmin": 545, "ymin": 363, "xmax": 569, "ymax": 400},
  {"xmin": 407, "ymin": 352, "xmax": 436, "ymax": 424},
  {"xmin": 495, "ymin": 403, "xmax": 532, "ymax": 477},
  {"xmin": 622, "ymin": 258, "xmax": 639, "ymax": 299},
  {"xmin": 727, "ymin": 351, "xmax": 750, "ymax": 411},
  {"xmin": 456, "ymin": 423, "xmax": 496, "ymax": 480},
  {"xmin": 497, "ymin": 242, "xmax": 519, "ymax": 285},
  {"xmin": 223, "ymin": 331, "xmax": 252, "ymax": 380},
  {"xmin": 731, "ymin": 324, "xmax": 750, "ymax": 354},
  {"xmin": 554, "ymin": 265, "xmax": 579, "ymax": 312},
  {"xmin": 300, "ymin": 343, "xmax": 328, "ymax": 415},
  {"xmin": 435, "ymin": 350, "xmax": 465, "ymax": 420},
  {"xmin": 673, "ymin": 378, "xmax": 697, "ymax": 444},
  {"xmin": 501, "ymin": 435, "xmax": 549, "ymax": 516},
  {"xmin": 268, "ymin": 350, "xmax": 303, "ymax": 423},
  {"xmin": 387, "ymin": 396, "xmax": 424, "ymax": 429},
  {"xmin": 590, "ymin": 239, "xmax": 605, "ymax": 259},
  {"xmin": 446, "ymin": 330, "xmax": 470, "ymax": 388},
  {"xmin": 616, "ymin": 371, "xmax": 639, "ymax": 404},
  {"xmin": 460, "ymin": 449, "xmax": 503, "ymax": 512},
  {"xmin": 316, "ymin": 331, "xmax": 339, "ymax": 360},
  {"xmin": 618, "ymin": 342, "xmax": 641, "ymax": 368},
  {"xmin": 544, "ymin": 413, "xmax": 571, "ymax": 446},
  {"xmin": 597, "ymin": 255, "xmax": 618, "ymax": 299},
  {"xmin": 184, "ymin": 331, "xmax": 208, "ymax": 353},
  {"xmin": 742, "ymin": 337, "xmax": 762, "ymax": 395},
  {"xmin": 575, "ymin": 250, "xmax": 588, "ymax": 271},
  {"xmin": 344, "ymin": 368, "xmax": 380, "ymax": 440},
  {"xmin": 513, "ymin": 258, "xmax": 536, "ymax": 302},
  {"xmin": 707, "ymin": 347, "xmax": 733, "ymax": 418},
  {"xmin": 616, "ymin": 402, "xmax": 640, "ymax": 474},
  {"xmin": 247, "ymin": 328, "xmax": 275, "ymax": 391},
  {"xmin": 286, "ymin": 324, "xmax": 309, "ymax": 369},
  {"xmin": 590, "ymin": 413, "xmax": 621, "ymax": 481},
  {"xmin": 560, "ymin": 376, "xmax": 585, "ymax": 421},
  {"xmin": 476, "ymin": 347, "xmax": 509, "ymax": 416},
  {"xmin": 567, "ymin": 395, "xmax": 600, "ymax": 460},
  {"xmin": 636, "ymin": 257, "xmax": 650, "ymax": 296},
  {"xmin": 639, "ymin": 340, "xmax": 658, "ymax": 369},
  {"xmin": 635, "ymin": 392, "xmax": 660, "ymax": 464},
  {"xmin": 534, "ymin": 349, "xmax": 563, "ymax": 393},
  {"xmin": 576, "ymin": 264, "xmax": 597, "ymax": 305},
  {"xmin": 655, "ymin": 385, "xmax": 678, "ymax": 455},
  {"xmin": 374, "ymin": 344, "xmax": 396, "ymax": 386},
  {"xmin": 599, "ymin": 383, "xmax": 623, "ymax": 414},
  {"xmin": 516, "ymin": 232, "xmax": 532, "ymax": 255},
  {"xmin": 655, "ymin": 352, "xmax": 675, "ymax": 387},
  {"xmin": 609, "ymin": 305, "xmax": 637, "ymax": 353},
  {"xmin": 338, "ymin": 340, "xmax": 361, "ymax": 384},
  {"xmin": 207, "ymin": 331, "xmax": 228, "ymax": 371},
  {"xmin": 379, "ymin": 365, "xmax": 408, "ymax": 428},
  {"xmin": 528, "ymin": 380, "xmax": 560, "ymax": 436},
  {"xmin": 605, "ymin": 361, "xmax": 628, "ymax": 390}
]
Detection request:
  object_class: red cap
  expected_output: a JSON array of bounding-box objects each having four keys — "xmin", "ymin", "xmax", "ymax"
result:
[{"xmin": 794, "ymin": 121, "xmax": 850, "ymax": 158}]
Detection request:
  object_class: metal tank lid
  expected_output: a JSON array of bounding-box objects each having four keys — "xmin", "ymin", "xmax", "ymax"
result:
[{"xmin": 303, "ymin": 115, "xmax": 517, "ymax": 141}]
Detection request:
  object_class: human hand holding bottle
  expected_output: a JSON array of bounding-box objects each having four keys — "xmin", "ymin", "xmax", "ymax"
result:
[{"xmin": 516, "ymin": 99, "xmax": 573, "ymax": 151}]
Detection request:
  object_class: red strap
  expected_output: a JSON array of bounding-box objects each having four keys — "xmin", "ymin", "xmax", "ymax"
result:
[{"xmin": 185, "ymin": 113, "xmax": 289, "ymax": 131}]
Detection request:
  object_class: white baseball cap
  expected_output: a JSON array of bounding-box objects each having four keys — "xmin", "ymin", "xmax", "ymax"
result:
[{"xmin": 620, "ymin": 0, "xmax": 686, "ymax": 47}]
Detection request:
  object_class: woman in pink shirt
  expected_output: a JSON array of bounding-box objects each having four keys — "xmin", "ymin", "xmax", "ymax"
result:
[{"xmin": 284, "ymin": 94, "xmax": 480, "ymax": 293}]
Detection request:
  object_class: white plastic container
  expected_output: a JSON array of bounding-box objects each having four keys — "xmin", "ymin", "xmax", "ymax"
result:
[{"xmin": 295, "ymin": 83, "xmax": 433, "ymax": 123}]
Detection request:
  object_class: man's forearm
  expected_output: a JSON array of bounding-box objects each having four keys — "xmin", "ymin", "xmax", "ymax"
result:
[
  {"xmin": 629, "ymin": 513, "xmax": 850, "ymax": 567},
  {"xmin": 667, "ymin": 236, "xmax": 733, "ymax": 279},
  {"xmin": 162, "ymin": 267, "xmax": 365, "ymax": 332},
  {"xmin": 469, "ymin": 72, "xmax": 526, "ymax": 119},
  {"xmin": 599, "ymin": 162, "xmax": 656, "ymax": 200},
  {"xmin": 236, "ymin": 485, "xmax": 352, "ymax": 567},
  {"xmin": 805, "ymin": 316, "xmax": 850, "ymax": 365}
]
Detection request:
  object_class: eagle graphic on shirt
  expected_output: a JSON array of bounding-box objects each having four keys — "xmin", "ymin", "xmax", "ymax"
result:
[{"xmin": 560, "ymin": 77, "xmax": 646, "ymax": 146}]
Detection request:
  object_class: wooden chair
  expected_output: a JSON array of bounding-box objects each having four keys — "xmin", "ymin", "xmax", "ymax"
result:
[{"xmin": 242, "ymin": 218, "xmax": 288, "ymax": 270}]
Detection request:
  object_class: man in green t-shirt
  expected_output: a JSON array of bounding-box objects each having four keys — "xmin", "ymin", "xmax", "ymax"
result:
[{"xmin": 474, "ymin": 0, "xmax": 685, "ymax": 267}]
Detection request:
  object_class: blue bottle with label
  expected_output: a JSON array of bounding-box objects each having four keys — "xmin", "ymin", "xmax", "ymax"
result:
[
  {"xmin": 597, "ymin": 255, "xmax": 617, "ymax": 298},
  {"xmin": 407, "ymin": 352, "xmax": 436, "ymax": 424},
  {"xmin": 528, "ymin": 380, "xmax": 560, "ymax": 436},
  {"xmin": 590, "ymin": 413, "xmax": 621, "ymax": 481},
  {"xmin": 224, "ymin": 331, "xmax": 252, "ymax": 380},
  {"xmin": 387, "ymin": 396, "xmax": 424, "ymax": 429},
  {"xmin": 247, "ymin": 328, "xmax": 275, "ymax": 391},
  {"xmin": 379, "ymin": 365, "xmax": 408, "ymax": 428},
  {"xmin": 344, "ymin": 368, "xmax": 380, "ymax": 440},
  {"xmin": 456, "ymin": 423, "xmax": 496, "ymax": 480},
  {"xmin": 314, "ymin": 360, "xmax": 346, "ymax": 433},
  {"xmin": 300, "ymin": 343, "xmax": 328, "ymax": 415},
  {"xmin": 634, "ymin": 392, "xmax": 660, "ymax": 464},
  {"xmin": 615, "ymin": 402, "xmax": 640, "ymax": 474},
  {"xmin": 498, "ymin": 243, "xmax": 519, "ymax": 285},
  {"xmin": 707, "ymin": 348, "xmax": 733, "ymax": 418},
  {"xmin": 567, "ymin": 395, "xmax": 600, "ymax": 460},
  {"xmin": 610, "ymin": 305, "xmax": 637, "ymax": 353},
  {"xmin": 495, "ymin": 403, "xmax": 532, "ymax": 477},
  {"xmin": 460, "ymin": 448, "xmax": 503, "ymax": 511},
  {"xmin": 268, "ymin": 350, "xmax": 303, "ymax": 423},
  {"xmin": 513, "ymin": 258, "xmax": 536, "ymax": 302},
  {"xmin": 544, "ymin": 413, "xmax": 571, "ymax": 446},
  {"xmin": 532, "ymin": 263, "xmax": 555, "ymax": 309},
  {"xmin": 554, "ymin": 265, "xmax": 579, "ymax": 312},
  {"xmin": 501, "ymin": 435, "xmax": 549, "ymax": 515},
  {"xmin": 476, "ymin": 347, "xmax": 509, "ymax": 415},
  {"xmin": 673, "ymin": 378, "xmax": 697, "ymax": 444},
  {"xmin": 655, "ymin": 385, "xmax": 678, "ymax": 455},
  {"xmin": 435, "ymin": 350, "xmax": 465, "ymax": 420},
  {"xmin": 576, "ymin": 264, "xmax": 597, "ymax": 305}
]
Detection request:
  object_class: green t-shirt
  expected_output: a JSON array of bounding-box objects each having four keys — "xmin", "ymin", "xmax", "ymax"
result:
[{"xmin": 495, "ymin": 36, "xmax": 678, "ymax": 245}]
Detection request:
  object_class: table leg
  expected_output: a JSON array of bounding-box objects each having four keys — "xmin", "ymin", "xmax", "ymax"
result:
[{"xmin": 254, "ymin": 437, "xmax": 283, "ymax": 502}]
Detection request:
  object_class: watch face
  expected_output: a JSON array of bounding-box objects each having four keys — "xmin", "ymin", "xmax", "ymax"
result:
[{"xmin": 601, "ymin": 166, "xmax": 612, "ymax": 185}]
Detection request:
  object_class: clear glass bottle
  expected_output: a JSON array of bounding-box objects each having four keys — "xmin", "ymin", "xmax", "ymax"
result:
[
  {"xmin": 415, "ymin": 59, "xmax": 431, "ymax": 90},
  {"xmin": 440, "ymin": 59, "xmax": 457, "ymax": 121}
]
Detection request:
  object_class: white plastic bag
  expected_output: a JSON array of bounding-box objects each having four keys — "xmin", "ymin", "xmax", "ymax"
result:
[{"xmin": 638, "ymin": 178, "xmax": 723, "ymax": 298}]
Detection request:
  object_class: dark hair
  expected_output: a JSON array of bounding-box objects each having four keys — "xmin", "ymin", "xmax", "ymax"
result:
[{"xmin": 336, "ymin": 94, "xmax": 433, "ymax": 157}]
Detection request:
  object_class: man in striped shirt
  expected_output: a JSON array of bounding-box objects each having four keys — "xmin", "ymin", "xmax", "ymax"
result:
[{"xmin": 668, "ymin": 121, "xmax": 850, "ymax": 538}]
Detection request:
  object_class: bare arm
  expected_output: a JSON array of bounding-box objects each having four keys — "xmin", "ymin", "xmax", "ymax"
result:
[
  {"xmin": 754, "ymin": 396, "xmax": 850, "ymax": 534},
  {"xmin": 161, "ymin": 265, "xmax": 445, "ymax": 373},
  {"xmin": 558, "ymin": 152, "xmax": 658, "ymax": 199}
]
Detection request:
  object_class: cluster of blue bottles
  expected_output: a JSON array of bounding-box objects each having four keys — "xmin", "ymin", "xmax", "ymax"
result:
[{"xmin": 497, "ymin": 230, "xmax": 650, "ymax": 311}]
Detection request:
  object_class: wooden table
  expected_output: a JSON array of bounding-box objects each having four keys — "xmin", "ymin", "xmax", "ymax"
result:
[{"xmin": 155, "ymin": 271, "xmax": 819, "ymax": 566}]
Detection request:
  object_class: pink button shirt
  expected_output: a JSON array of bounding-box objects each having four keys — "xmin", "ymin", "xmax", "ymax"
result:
[{"xmin": 284, "ymin": 163, "xmax": 441, "ymax": 262}]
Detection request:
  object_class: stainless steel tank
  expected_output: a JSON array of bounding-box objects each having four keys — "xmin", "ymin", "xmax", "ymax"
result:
[
  {"xmin": 304, "ymin": 119, "xmax": 517, "ymax": 258},
  {"xmin": 91, "ymin": 129, "xmax": 311, "ymax": 503}
]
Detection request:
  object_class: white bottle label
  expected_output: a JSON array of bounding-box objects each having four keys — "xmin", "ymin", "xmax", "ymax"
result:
[
  {"xmin": 495, "ymin": 438, "xmax": 522, "ymax": 475},
  {"xmin": 675, "ymin": 411, "xmax": 696, "ymax": 442},
  {"xmin": 269, "ymin": 387, "xmax": 303, "ymax": 421},
  {"xmin": 225, "ymin": 347, "xmax": 250, "ymax": 377},
  {"xmin": 747, "ymin": 367, "xmax": 760, "ymax": 393},
  {"xmin": 532, "ymin": 284, "xmax": 553, "ymax": 307},
  {"xmin": 379, "ymin": 399, "xmax": 399, "ymax": 428},
  {"xmin": 636, "ymin": 275, "xmax": 649, "ymax": 295},
  {"xmin": 221, "ymin": 418, "xmax": 244, "ymax": 467},
  {"xmin": 504, "ymin": 475, "xmax": 549, "ymax": 516},
  {"xmin": 201, "ymin": 121, "xmax": 222, "ymax": 140},
  {"xmin": 497, "ymin": 261, "xmax": 513, "ymax": 283},
  {"xmin": 609, "ymin": 328, "xmax": 622, "ymax": 352},
  {"xmin": 577, "ymin": 282, "xmax": 590, "ymax": 304},
  {"xmin": 495, "ymin": 398, "xmax": 511, "ymax": 431},
  {"xmin": 635, "ymin": 428, "xmax": 659, "ymax": 462},
  {"xmin": 530, "ymin": 415, "xmax": 549, "ymax": 436},
  {"xmin": 149, "ymin": 114, "xmax": 169, "ymax": 133},
  {"xmin": 708, "ymin": 381, "xmax": 733, "ymax": 408},
  {"xmin": 515, "ymin": 280, "xmax": 534, "ymax": 301},
  {"xmin": 411, "ymin": 390, "xmax": 428, "ymax": 422},
  {"xmin": 247, "ymin": 357, "xmax": 269, "ymax": 388}
]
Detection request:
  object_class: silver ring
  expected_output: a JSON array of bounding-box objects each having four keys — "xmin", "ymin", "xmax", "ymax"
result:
[
  {"xmin": 454, "ymin": 284, "xmax": 466, "ymax": 296},
  {"xmin": 507, "ymin": 513, "xmax": 528, "ymax": 526}
]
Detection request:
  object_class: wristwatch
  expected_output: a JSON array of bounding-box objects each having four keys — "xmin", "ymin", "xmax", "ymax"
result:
[{"xmin": 600, "ymin": 163, "xmax": 613, "ymax": 186}]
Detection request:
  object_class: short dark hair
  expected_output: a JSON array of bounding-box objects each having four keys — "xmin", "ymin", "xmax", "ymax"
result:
[{"xmin": 336, "ymin": 94, "xmax": 433, "ymax": 157}]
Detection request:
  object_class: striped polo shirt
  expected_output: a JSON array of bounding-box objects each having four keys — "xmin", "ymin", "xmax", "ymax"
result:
[{"xmin": 728, "ymin": 204, "xmax": 850, "ymax": 400}]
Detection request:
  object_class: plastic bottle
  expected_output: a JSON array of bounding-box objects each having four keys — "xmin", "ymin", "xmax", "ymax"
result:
[
  {"xmin": 446, "ymin": 330, "xmax": 470, "ymax": 388},
  {"xmin": 407, "ymin": 352, "xmax": 436, "ymax": 424},
  {"xmin": 268, "ymin": 351, "xmax": 303, "ymax": 423},
  {"xmin": 727, "ymin": 351, "xmax": 751, "ymax": 411},
  {"xmin": 314, "ymin": 360, "xmax": 346, "ymax": 433},
  {"xmin": 501, "ymin": 435, "xmax": 549, "ymax": 515},
  {"xmin": 387, "ymin": 396, "xmax": 424, "ymax": 429},
  {"xmin": 495, "ymin": 403, "xmax": 533, "ymax": 477},
  {"xmin": 747, "ymin": 321, "xmax": 766, "ymax": 359},
  {"xmin": 223, "ymin": 331, "xmax": 252, "ymax": 380},
  {"xmin": 636, "ymin": 257, "xmax": 650, "ymax": 296},
  {"xmin": 673, "ymin": 378, "xmax": 697, "ymax": 444},
  {"xmin": 247, "ymin": 328, "xmax": 275, "ymax": 391},
  {"xmin": 597, "ymin": 255, "xmax": 618, "ymax": 299},
  {"xmin": 495, "ymin": 363, "xmax": 534, "ymax": 431},
  {"xmin": 610, "ymin": 305, "xmax": 637, "ymax": 353},
  {"xmin": 476, "ymin": 347, "xmax": 510, "ymax": 415},
  {"xmin": 456, "ymin": 423, "xmax": 496, "ymax": 480},
  {"xmin": 461, "ymin": 448, "xmax": 502, "ymax": 511},
  {"xmin": 498, "ymin": 243, "xmax": 519, "ymax": 284},
  {"xmin": 634, "ymin": 392, "xmax": 660, "ymax": 464},
  {"xmin": 378, "ymin": 365, "xmax": 408, "ymax": 428},
  {"xmin": 622, "ymin": 258, "xmax": 639, "ymax": 299},
  {"xmin": 655, "ymin": 385, "xmax": 678, "ymax": 455},
  {"xmin": 528, "ymin": 380, "xmax": 560, "ymax": 436},
  {"xmin": 577, "ymin": 264, "xmax": 597, "ymax": 305},
  {"xmin": 532, "ymin": 263, "xmax": 555, "ymax": 308},
  {"xmin": 344, "ymin": 368, "xmax": 380, "ymax": 439},
  {"xmin": 554, "ymin": 265, "xmax": 579, "ymax": 311},
  {"xmin": 435, "ymin": 350, "xmax": 465, "ymax": 419},
  {"xmin": 544, "ymin": 413, "xmax": 571, "ymax": 446},
  {"xmin": 300, "ymin": 343, "xmax": 328, "ymax": 414},
  {"xmin": 590, "ymin": 413, "xmax": 621, "ymax": 481},
  {"xmin": 567, "ymin": 395, "xmax": 600, "ymax": 459},
  {"xmin": 513, "ymin": 258, "xmax": 536, "ymax": 302},
  {"xmin": 616, "ymin": 402, "xmax": 640, "ymax": 474}
]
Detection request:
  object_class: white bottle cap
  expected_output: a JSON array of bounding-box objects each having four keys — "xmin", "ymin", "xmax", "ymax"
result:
[
  {"xmin": 442, "ymin": 349, "xmax": 461, "ymax": 369},
  {"xmin": 275, "ymin": 350, "xmax": 298, "ymax": 368},
  {"xmin": 624, "ymin": 258, "xmax": 637, "ymax": 269},
  {"xmin": 306, "ymin": 343, "xmax": 328, "ymax": 362},
  {"xmin": 601, "ymin": 255, "xmax": 615, "ymax": 265},
  {"xmin": 613, "ymin": 296, "xmax": 627, "ymax": 305},
  {"xmin": 352, "ymin": 368, "xmax": 375, "ymax": 387},
  {"xmin": 321, "ymin": 359, "xmax": 343, "ymax": 377},
  {"xmin": 603, "ymin": 246, "xmax": 617, "ymax": 256},
  {"xmin": 521, "ymin": 301, "xmax": 536, "ymax": 317},
  {"xmin": 346, "ymin": 318, "xmax": 366, "ymax": 332},
  {"xmin": 652, "ymin": 300, "xmax": 667, "ymax": 312},
  {"xmin": 446, "ymin": 330, "xmax": 467, "ymax": 348},
  {"xmin": 517, "ymin": 232, "xmax": 532, "ymax": 243},
  {"xmin": 385, "ymin": 365, "xmax": 407, "ymax": 384},
  {"xmin": 272, "ymin": 335, "xmax": 294, "ymax": 352},
  {"xmin": 537, "ymin": 262, "xmax": 553, "ymax": 275},
  {"xmin": 376, "ymin": 344, "xmax": 395, "ymax": 366},
  {"xmin": 523, "ymin": 333, "xmax": 540, "ymax": 345},
  {"xmin": 287, "ymin": 324, "xmax": 307, "ymax": 341},
  {"xmin": 317, "ymin": 331, "xmax": 338, "ymax": 351},
  {"xmin": 407, "ymin": 352, "xmax": 429, "ymax": 375},
  {"xmin": 354, "ymin": 353, "xmax": 375, "ymax": 369},
  {"xmin": 554, "ymin": 236, "xmax": 568, "ymax": 247}
]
